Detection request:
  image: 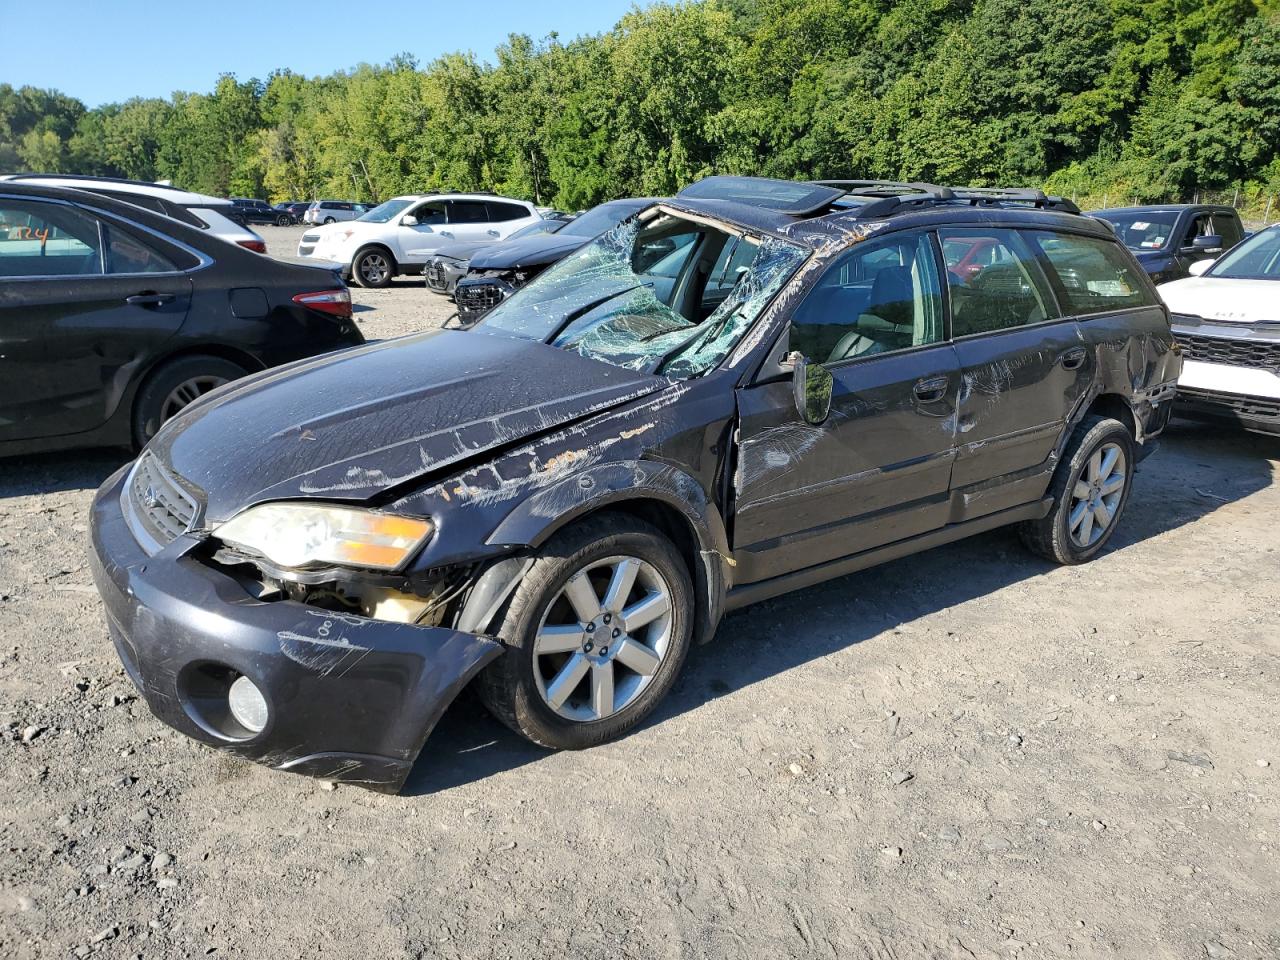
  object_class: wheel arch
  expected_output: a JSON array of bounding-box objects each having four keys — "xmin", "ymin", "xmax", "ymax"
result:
[
  {"xmin": 1081, "ymin": 392, "xmax": 1139, "ymax": 442},
  {"xmin": 353, "ymin": 242, "xmax": 399, "ymax": 271},
  {"xmin": 483, "ymin": 461, "xmax": 731, "ymax": 645}
]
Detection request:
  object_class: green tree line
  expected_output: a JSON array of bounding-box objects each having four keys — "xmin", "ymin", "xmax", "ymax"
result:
[{"xmin": 3, "ymin": 0, "xmax": 1279, "ymax": 214}]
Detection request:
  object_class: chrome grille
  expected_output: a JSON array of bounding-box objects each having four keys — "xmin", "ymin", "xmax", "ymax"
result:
[
  {"xmin": 425, "ymin": 262, "xmax": 448, "ymax": 291},
  {"xmin": 1175, "ymin": 333, "xmax": 1280, "ymax": 372},
  {"xmin": 127, "ymin": 452, "xmax": 198, "ymax": 549},
  {"xmin": 456, "ymin": 281, "xmax": 507, "ymax": 322}
]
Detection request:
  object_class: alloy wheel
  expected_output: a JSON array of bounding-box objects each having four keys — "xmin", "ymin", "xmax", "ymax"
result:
[
  {"xmin": 359, "ymin": 253, "xmax": 390, "ymax": 285},
  {"xmin": 1068, "ymin": 441, "xmax": 1127, "ymax": 548},
  {"xmin": 160, "ymin": 375, "xmax": 229, "ymax": 422},
  {"xmin": 532, "ymin": 555, "xmax": 674, "ymax": 723}
]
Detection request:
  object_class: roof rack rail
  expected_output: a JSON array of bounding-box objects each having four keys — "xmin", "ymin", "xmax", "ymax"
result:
[
  {"xmin": 811, "ymin": 179, "xmax": 1080, "ymax": 217},
  {"xmin": 6, "ymin": 172, "xmax": 188, "ymax": 191}
]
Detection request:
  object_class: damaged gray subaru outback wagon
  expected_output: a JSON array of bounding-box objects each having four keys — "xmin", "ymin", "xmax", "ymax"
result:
[{"xmin": 89, "ymin": 176, "xmax": 1182, "ymax": 792}]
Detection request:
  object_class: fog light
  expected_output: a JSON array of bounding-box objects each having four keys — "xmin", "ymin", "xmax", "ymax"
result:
[{"xmin": 227, "ymin": 675, "xmax": 268, "ymax": 734}]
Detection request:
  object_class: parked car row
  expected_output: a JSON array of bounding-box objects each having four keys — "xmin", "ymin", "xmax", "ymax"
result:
[
  {"xmin": 1, "ymin": 170, "xmax": 1273, "ymax": 797},
  {"xmin": 0, "ymin": 180, "xmax": 362, "ymax": 455},
  {"xmin": 296, "ymin": 193, "xmax": 544, "ymax": 286}
]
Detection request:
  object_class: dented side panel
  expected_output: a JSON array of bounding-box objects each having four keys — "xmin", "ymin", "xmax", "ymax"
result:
[{"xmin": 730, "ymin": 344, "xmax": 960, "ymax": 584}]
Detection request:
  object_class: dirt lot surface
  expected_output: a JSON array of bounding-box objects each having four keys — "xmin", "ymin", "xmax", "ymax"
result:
[{"xmin": 1, "ymin": 225, "xmax": 1278, "ymax": 959}]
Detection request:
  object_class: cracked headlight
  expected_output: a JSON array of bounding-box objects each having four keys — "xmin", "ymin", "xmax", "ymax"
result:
[{"xmin": 216, "ymin": 503, "xmax": 434, "ymax": 571}]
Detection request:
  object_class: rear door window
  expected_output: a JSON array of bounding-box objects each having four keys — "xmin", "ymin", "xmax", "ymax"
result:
[
  {"xmin": 939, "ymin": 228, "xmax": 1055, "ymax": 337},
  {"xmin": 446, "ymin": 200, "xmax": 490, "ymax": 224},
  {"xmin": 1027, "ymin": 231, "xmax": 1157, "ymax": 314}
]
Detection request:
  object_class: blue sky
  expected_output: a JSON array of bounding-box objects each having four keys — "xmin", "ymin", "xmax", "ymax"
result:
[{"xmin": 3, "ymin": 0, "xmax": 644, "ymax": 106}]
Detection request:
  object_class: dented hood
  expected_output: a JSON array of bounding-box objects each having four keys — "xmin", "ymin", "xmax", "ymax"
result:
[
  {"xmin": 150, "ymin": 329, "xmax": 666, "ymax": 523},
  {"xmin": 468, "ymin": 233, "xmax": 586, "ymax": 271}
]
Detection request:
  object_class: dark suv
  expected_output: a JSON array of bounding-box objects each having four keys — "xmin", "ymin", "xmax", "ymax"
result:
[
  {"xmin": 1088, "ymin": 204, "xmax": 1245, "ymax": 284},
  {"xmin": 89, "ymin": 176, "xmax": 1181, "ymax": 792},
  {"xmin": 231, "ymin": 198, "xmax": 290, "ymax": 226}
]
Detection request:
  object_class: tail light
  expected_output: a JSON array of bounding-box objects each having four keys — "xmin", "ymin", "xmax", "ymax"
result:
[
  {"xmin": 292, "ymin": 289, "xmax": 352, "ymax": 320},
  {"xmin": 237, "ymin": 239, "xmax": 268, "ymax": 254}
]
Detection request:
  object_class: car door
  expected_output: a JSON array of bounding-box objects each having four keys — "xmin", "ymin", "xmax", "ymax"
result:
[
  {"xmin": 941, "ymin": 227, "xmax": 1089, "ymax": 511},
  {"xmin": 0, "ymin": 196, "xmax": 192, "ymax": 442},
  {"xmin": 442, "ymin": 199, "xmax": 497, "ymax": 244},
  {"xmin": 485, "ymin": 200, "xmax": 538, "ymax": 240},
  {"xmin": 731, "ymin": 229, "xmax": 961, "ymax": 583},
  {"xmin": 1028, "ymin": 227, "xmax": 1168, "ymax": 437},
  {"xmin": 394, "ymin": 200, "xmax": 448, "ymax": 264}
]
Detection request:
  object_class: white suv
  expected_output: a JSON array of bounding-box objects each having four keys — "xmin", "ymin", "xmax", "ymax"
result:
[
  {"xmin": 0, "ymin": 174, "xmax": 268, "ymax": 252},
  {"xmin": 301, "ymin": 200, "xmax": 372, "ymax": 225},
  {"xmin": 297, "ymin": 193, "xmax": 541, "ymax": 287},
  {"xmin": 1160, "ymin": 224, "xmax": 1280, "ymax": 437}
]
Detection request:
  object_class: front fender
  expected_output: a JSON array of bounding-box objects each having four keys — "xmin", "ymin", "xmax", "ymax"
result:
[{"xmin": 486, "ymin": 460, "xmax": 732, "ymax": 644}]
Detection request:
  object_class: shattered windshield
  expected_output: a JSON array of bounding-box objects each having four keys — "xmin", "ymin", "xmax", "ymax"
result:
[{"xmin": 475, "ymin": 210, "xmax": 808, "ymax": 378}]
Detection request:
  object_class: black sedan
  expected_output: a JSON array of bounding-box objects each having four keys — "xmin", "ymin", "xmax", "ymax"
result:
[
  {"xmin": 424, "ymin": 217, "xmax": 569, "ymax": 297},
  {"xmin": 454, "ymin": 198, "xmax": 656, "ymax": 324},
  {"xmin": 0, "ymin": 181, "xmax": 365, "ymax": 456}
]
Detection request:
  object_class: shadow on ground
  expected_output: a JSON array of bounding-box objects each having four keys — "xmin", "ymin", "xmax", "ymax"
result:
[{"xmin": 405, "ymin": 424, "xmax": 1277, "ymax": 794}]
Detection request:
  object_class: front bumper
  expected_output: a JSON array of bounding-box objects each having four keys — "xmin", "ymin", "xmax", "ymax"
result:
[
  {"xmin": 425, "ymin": 259, "xmax": 466, "ymax": 295},
  {"xmin": 455, "ymin": 277, "xmax": 516, "ymax": 326},
  {"xmin": 1175, "ymin": 358, "xmax": 1280, "ymax": 436},
  {"xmin": 88, "ymin": 466, "xmax": 504, "ymax": 792}
]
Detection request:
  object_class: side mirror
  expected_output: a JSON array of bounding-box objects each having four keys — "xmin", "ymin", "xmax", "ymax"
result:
[
  {"xmin": 400, "ymin": 215, "xmax": 420, "ymax": 227},
  {"xmin": 787, "ymin": 352, "xmax": 833, "ymax": 425},
  {"xmin": 1185, "ymin": 234, "xmax": 1222, "ymax": 254},
  {"xmin": 1188, "ymin": 258, "xmax": 1215, "ymax": 277}
]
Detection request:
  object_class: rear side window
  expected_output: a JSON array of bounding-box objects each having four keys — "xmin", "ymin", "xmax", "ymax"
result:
[
  {"xmin": 486, "ymin": 201, "xmax": 530, "ymax": 222},
  {"xmin": 1028, "ymin": 231, "xmax": 1157, "ymax": 313},
  {"xmin": 940, "ymin": 228, "xmax": 1055, "ymax": 336},
  {"xmin": 105, "ymin": 223, "xmax": 180, "ymax": 274},
  {"xmin": 791, "ymin": 230, "xmax": 944, "ymax": 364},
  {"xmin": 447, "ymin": 200, "xmax": 490, "ymax": 224}
]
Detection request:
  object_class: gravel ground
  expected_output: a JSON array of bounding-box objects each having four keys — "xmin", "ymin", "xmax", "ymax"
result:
[{"xmin": 1, "ymin": 226, "xmax": 1278, "ymax": 959}]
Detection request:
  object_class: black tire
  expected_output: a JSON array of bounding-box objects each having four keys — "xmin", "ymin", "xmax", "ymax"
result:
[
  {"xmin": 1019, "ymin": 415, "xmax": 1135, "ymax": 565},
  {"xmin": 323, "ymin": 216, "xmax": 336, "ymax": 225},
  {"xmin": 353, "ymin": 247, "xmax": 395, "ymax": 288},
  {"xmin": 275, "ymin": 214, "xmax": 289, "ymax": 226},
  {"xmin": 131, "ymin": 355, "xmax": 248, "ymax": 448},
  {"xmin": 476, "ymin": 513, "xmax": 694, "ymax": 750}
]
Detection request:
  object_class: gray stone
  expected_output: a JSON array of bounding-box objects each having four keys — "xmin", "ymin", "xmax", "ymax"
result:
[
  {"xmin": 156, "ymin": 877, "xmax": 179, "ymax": 889},
  {"xmin": 21, "ymin": 725, "xmax": 43, "ymax": 744},
  {"xmin": 891, "ymin": 770, "xmax": 914, "ymax": 786},
  {"xmin": 1168, "ymin": 751, "xmax": 1214, "ymax": 769},
  {"xmin": 938, "ymin": 825, "xmax": 961, "ymax": 842},
  {"xmin": 91, "ymin": 926, "xmax": 117, "ymax": 944},
  {"xmin": 16, "ymin": 895, "xmax": 35, "ymax": 911},
  {"xmin": 980, "ymin": 835, "xmax": 1011, "ymax": 853},
  {"xmin": 117, "ymin": 853, "xmax": 146, "ymax": 870}
]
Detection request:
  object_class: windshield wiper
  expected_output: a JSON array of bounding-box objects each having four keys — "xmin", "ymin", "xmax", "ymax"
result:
[{"xmin": 545, "ymin": 284, "xmax": 643, "ymax": 346}]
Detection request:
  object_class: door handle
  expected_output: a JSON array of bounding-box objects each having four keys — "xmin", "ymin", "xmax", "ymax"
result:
[
  {"xmin": 912, "ymin": 376, "xmax": 949, "ymax": 403},
  {"xmin": 125, "ymin": 293, "xmax": 175, "ymax": 307},
  {"xmin": 1060, "ymin": 347, "xmax": 1087, "ymax": 370},
  {"xmin": 486, "ymin": 229, "xmax": 500, "ymax": 237}
]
